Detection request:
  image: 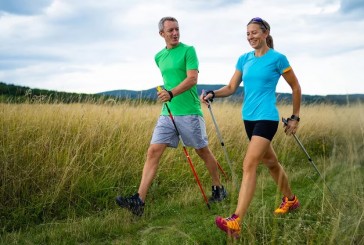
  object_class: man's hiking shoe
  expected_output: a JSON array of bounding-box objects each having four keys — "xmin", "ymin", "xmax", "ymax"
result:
[
  {"xmin": 274, "ymin": 195, "xmax": 300, "ymax": 214},
  {"xmin": 115, "ymin": 193, "xmax": 145, "ymax": 216},
  {"xmin": 215, "ymin": 214, "xmax": 241, "ymax": 238},
  {"xmin": 209, "ymin": 185, "xmax": 227, "ymax": 203}
]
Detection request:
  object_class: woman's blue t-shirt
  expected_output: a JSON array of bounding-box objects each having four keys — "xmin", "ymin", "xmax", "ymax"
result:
[{"xmin": 236, "ymin": 49, "xmax": 291, "ymax": 121}]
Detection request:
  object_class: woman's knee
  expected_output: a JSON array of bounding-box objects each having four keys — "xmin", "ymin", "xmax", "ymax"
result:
[
  {"xmin": 262, "ymin": 147, "xmax": 278, "ymax": 168},
  {"xmin": 262, "ymin": 155, "xmax": 275, "ymax": 165},
  {"xmin": 262, "ymin": 157, "xmax": 279, "ymax": 169},
  {"xmin": 242, "ymin": 158, "xmax": 259, "ymax": 173}
]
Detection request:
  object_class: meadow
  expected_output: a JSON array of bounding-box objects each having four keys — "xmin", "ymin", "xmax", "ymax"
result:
[{"xmin": 0, "ymin": 101, "xmax": 363, "ymax": 244}]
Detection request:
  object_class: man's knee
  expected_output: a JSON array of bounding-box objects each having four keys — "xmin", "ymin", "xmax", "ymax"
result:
[
  {"xmin": 195, "ymin": 146, "xmax": 210, "ymax": 156},
  {"xmin": 147, "ymin": 144, "xmax": 165, "ymax": 159}
]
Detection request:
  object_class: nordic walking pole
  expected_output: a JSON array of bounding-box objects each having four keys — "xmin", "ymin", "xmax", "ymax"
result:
[
  {"xmin": 282, "ymin": 117, "xmax": 336, "ymax": 200},
  {"xmin": 201, "ymin": 94, "xmax": 229, "ymax": 180},
  {"xmin": 157, "ymin": 86, "xmax": 211, "ymax": 209},
  {"xmin": 203, "ymin": 90, "xmax": 238, "ymax": 190},
  {"xmin": 215, "ymin": 157, "xmax": 229, "ymax": 180}
]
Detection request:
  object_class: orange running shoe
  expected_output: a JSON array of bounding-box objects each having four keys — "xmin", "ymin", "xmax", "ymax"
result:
[
  {"xmin": 274, "ymin": 195, "xmax": 300, "ymax": 214},
  {"xmin": 215, "ymin": 214, "xmax": 241, "ymax": 238}
]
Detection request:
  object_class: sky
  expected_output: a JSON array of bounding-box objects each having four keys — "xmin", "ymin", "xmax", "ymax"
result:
[{"xmin": 0, "ymin": 0, "xmax": 363, "ymax": 96}]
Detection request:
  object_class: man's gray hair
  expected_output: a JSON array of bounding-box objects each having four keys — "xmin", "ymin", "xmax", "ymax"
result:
[{"xmin": 158, "ymin": 16, "xmax": 178, "ymax": 32}]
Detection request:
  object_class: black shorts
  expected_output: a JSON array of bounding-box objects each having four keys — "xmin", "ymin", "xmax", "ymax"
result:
[{"xmin": 244, "ymin": 120, "xmax": 279, "ymax": 141}]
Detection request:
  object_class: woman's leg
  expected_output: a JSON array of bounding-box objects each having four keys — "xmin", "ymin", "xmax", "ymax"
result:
[
  {"xmin": 234, "ymin": 135, "xmax": 271, "ymax": 218},
  {"xmin": 262, "ymin": 144, "xmax": 299, "ymax": 215},
  {"xmin": 261, "ymin": 144, "xmax": 293, "ymax": 199}
]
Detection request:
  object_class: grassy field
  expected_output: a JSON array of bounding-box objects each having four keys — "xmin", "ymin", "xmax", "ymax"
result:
[{"xmin": 0, "ymin": 101, "xmax": 363, "ymax": 244}]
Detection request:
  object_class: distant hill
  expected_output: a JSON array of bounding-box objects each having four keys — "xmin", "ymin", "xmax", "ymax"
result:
[
  {"xmin": 99, "ymin": 84, "xmax": 364, "ymax": 105},
  {"xmin": 98, "ymin": 85, "xmax": 243, "ymax": 101},
  {"xmin": 1, "ymin": 82, "xmax": 363, "ymax": 105},
  {"xmin": 0, "ymin": 82, "xmax": 119, "ymax": 103}
]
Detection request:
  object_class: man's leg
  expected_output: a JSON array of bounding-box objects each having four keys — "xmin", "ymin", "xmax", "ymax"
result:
[
  {"xmin": 115, "ymin": 143, "xmax": 167, "ymax": 216},
  {"xmin": 195, "ymin": 146, "xmax": 221, "ymax": 186},
  {"xmin": 138, "ymin": 143, "xmax": 167, "ymax": 202},
  {"xmin": 195, "ymin": 146, "xmax": 227, "ymax": 202}
]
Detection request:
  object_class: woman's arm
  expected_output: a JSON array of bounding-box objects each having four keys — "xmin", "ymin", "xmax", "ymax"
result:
[
  {"xmin": 282, "ymin": 68, "xmax": 302, "ymax": 135},
  {"xmin": 201, "ymin": 69, "xmax": 242, "ymax": 103}
]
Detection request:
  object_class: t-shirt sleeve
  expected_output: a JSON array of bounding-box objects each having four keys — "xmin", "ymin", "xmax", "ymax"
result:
[
  {"xmin": 154, "ymin": 52, "xmax": 160, "ymax": 68},
  {"xmin": 186, "ymin": 46, "xmax": 199, "ymax": 70},
  {"xmin": 235, "ymin": 53, "xmax": 248, "ymax": 73},
  {"xmin": 277, "ymin": 54, "xmax": 291, "ymax": 74}
]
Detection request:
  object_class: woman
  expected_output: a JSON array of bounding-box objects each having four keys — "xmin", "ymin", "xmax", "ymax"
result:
[{"xmin": 201, "ymin": 17, "xmax": 302, "ymax": 237}]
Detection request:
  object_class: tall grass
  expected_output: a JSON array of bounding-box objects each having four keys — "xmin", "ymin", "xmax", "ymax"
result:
[{"xmin": 0, "ymin": 101, "xmax": 363, "ymax": 244}]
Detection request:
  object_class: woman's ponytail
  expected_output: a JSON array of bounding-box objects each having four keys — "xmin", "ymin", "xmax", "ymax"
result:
[{"xmin": 266, "ymin": 35, "xmax": 274, "ymax": 49}]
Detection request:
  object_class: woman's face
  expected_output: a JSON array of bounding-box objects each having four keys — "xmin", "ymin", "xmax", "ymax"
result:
[{"xmin": 246, "ymin": 23, "xmax": 268, "ymax": 49}]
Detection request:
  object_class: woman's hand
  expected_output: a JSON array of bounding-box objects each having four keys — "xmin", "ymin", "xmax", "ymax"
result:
[
  {"xmin": 200, "ymin": 90, "xmax": 214, "ymax": 106},
  {"xmin": 284, "ymin": 119, "xmax": 299, "ymax": 135}
]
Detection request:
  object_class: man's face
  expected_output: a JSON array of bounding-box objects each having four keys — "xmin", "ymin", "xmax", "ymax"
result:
[{"xmin": 160, "ymin": 20, "xmax": 179, "ymax": 48}]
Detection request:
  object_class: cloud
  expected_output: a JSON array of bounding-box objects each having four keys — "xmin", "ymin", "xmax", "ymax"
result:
[
  {"xmin": 0, "ymin": 0, "xmax": 53, "ymax": 15},
  {"xmin": 177, "ymin": 0, "xmax": 242, "ymax": 9},
  {"xmin": 340, "ymin": 0, "xmax": 364, "ymax": 14},
  {"xmin": 0, "ymin": 53, "xmax": 64, "ymax": 70},
  {"xmin": 0, "ymin": 0, "xmax": 363, "ymax": 95}
]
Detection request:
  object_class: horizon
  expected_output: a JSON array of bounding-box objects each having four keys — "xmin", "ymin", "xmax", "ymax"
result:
[{"xmin": 2, "ymin": 81, "xmax": 363, "ymax": 97}]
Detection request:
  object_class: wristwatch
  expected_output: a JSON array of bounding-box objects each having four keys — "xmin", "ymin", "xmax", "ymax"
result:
[{"xmin": 290, "ymin": 115, "xmax": 300, "ymax": 122}]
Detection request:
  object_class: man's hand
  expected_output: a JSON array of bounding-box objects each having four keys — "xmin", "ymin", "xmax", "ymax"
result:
[{"xmin": 157, "ymin": 86, "xmax": 173, "ymax": 102}]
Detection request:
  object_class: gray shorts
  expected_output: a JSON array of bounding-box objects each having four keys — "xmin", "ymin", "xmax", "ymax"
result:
[{"xmin": 151, "ymin": 115, "xmax": 208, "ymax": 149}]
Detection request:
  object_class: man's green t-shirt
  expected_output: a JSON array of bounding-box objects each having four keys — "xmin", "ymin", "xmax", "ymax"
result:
[{"xmin": 155, "ymin": 42, "xmax": 203, "ymax": 116}]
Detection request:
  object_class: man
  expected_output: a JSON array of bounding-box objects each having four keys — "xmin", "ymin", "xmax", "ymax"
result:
[{"xmin": 115, "ymin": 16, "xmax": 227, "ymax": 216}]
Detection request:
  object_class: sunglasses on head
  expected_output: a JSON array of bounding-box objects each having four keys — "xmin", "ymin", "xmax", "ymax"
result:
[{"xmin": 250, "ymin": 17, "xmax": 268, "ymax": 30}]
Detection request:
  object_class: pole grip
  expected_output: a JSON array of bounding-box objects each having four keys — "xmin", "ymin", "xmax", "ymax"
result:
[{"xmin": 282, "ymin": 117, "xmax": 289, "ymax": 126}]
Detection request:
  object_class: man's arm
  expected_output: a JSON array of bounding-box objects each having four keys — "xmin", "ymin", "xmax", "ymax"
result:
[{"xmin": 158, "ymin": 69, "xmax": 198, "ymax": 102}]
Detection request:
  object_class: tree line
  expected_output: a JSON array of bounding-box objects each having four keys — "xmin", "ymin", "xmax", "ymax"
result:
[{"xmin": 1, "ymin": 82, "xmax": 363, "ymax": 105}]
